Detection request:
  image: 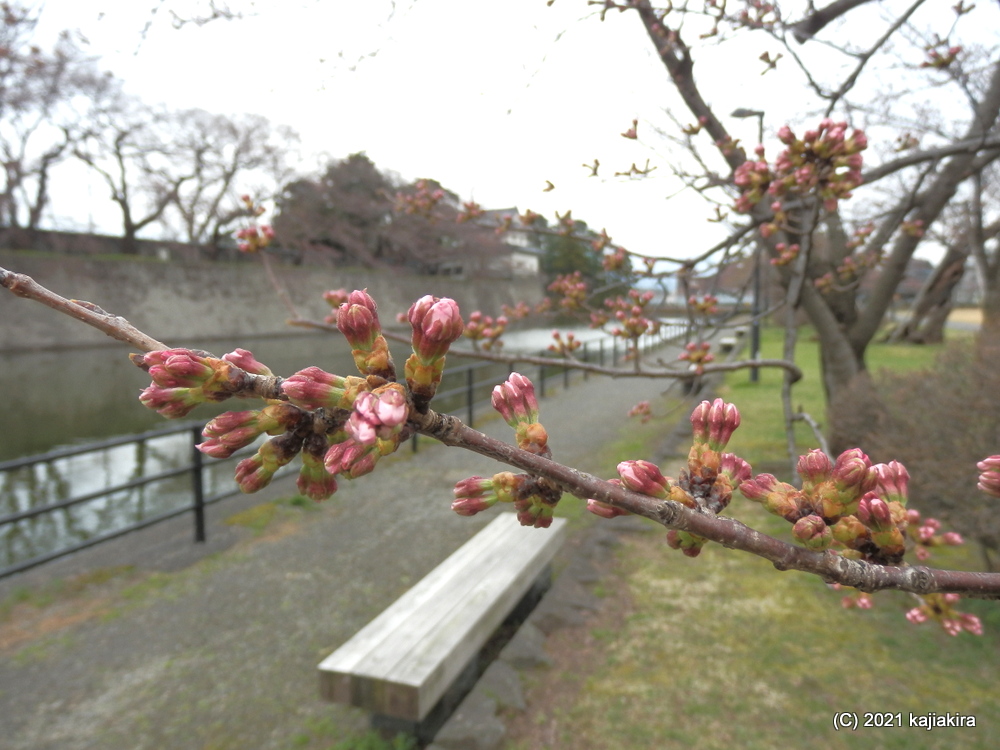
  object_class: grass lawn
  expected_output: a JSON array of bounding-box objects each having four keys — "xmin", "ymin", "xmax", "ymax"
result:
[{"xmin": 506, "ymin": 326, "xmax": 999, "ymax": 750}]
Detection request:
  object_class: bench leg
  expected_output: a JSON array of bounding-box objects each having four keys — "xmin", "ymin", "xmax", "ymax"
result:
[{"xmin": 370, "ymin": 564, "xmax": 554, "ymax": 747}]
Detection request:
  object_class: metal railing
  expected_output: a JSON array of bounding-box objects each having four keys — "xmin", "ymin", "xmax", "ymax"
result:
[{"xmin": 0, "ymin": 326, "xmax": 684, "ymax": 579}]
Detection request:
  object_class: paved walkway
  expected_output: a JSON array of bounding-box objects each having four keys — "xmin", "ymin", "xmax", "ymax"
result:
[{"xmin": 0, "ymin": 351, "xmax": 693, "ymax": 750}]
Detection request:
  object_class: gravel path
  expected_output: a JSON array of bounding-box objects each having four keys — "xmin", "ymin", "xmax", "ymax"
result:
[{"xmin": 0, "ymin": 351, "xmax": 692, "ymax": 750}]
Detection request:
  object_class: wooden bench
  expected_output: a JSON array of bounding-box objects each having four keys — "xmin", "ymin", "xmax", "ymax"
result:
[{"xmin": 318, "ymin": 512, "xmax": 567, "ymax": 742}]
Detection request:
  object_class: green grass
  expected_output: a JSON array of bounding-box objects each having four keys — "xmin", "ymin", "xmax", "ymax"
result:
[{"xmin": 508, "ymin": 326, "xmax": 998, "ymax": 749}]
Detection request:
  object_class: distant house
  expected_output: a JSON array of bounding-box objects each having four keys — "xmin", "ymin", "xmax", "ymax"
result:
[{"xmin": 480, "ymin": 207, "xmax": 543, "ymax": 278}]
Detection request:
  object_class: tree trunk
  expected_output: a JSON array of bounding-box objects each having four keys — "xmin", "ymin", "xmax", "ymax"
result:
[{"xmin": 889, "ymin": 246, "xmax": 968, "ymax": 344}]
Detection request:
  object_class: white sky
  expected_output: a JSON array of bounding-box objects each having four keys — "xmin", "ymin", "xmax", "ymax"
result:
[{"xmin": 29, "ymin": 0, "xmax": 991, "ymax": 261}]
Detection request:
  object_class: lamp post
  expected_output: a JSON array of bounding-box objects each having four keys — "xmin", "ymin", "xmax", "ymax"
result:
[{"xmin": 731, "ymin": 108, "xmax": 766, "ymax": 382}]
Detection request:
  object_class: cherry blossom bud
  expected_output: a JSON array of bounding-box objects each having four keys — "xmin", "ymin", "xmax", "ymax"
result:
[
  {"xmin": 666, "ymin": 529, "xmax": 706, "ymax": 557},
  {"xmin": 906, "ymin": 607, "xmax": 928, "ymax": 624},
  {"xmin": 831, "ymin": 448, "xmax": 876, "ymax": 492},
  {"xmin": 199, "ymin": 403, "xmax": 304, "ymax": 458},
  {"xmin": 739, "ymin": 474, "xmax": 803, "ymax": 521},
  {"xmin": 452, "ymin": 476, "xmax": 501, "ymax": 516},
  {"xmin": 792, "ymin": 514, "xmax": 833, "ymax": 550},
  {"xmin": 346, "ymin": 386, "xmax": 408, "ymax": 446},
  {"xmin": 234, "ymin": 432, "xmax": 302, "ymax": 493},
  {"xmin": 977, "ymin": 455, "xmax": 1000, "ymax": 498},
  {"xmin": 221, "ymin": 348, "xmax": 273, "ymax": 376},
  {"xmin": 408, "ymin": 295, "xmax": 464, "ymax": 362},
  {"xmin": 282, "ymin": 367, "xmax": 367, "ymax": 411},
  {"xmin": 857, "ymin": 492, "xmax": 893, "ymax": 532},
  {"xmin": 872, "ymin": 460, "xmax": 909, "ymax": 505},
  {"xmin": 942, "ymin": 532, "xmax": 964, "ymax": 546},
  {"xmin": 492, "ymin": 372, "xmax": 539, "ymax": 427},
  {"xmin": 797, "ymin": 449, "xmax": 831, "ymax": 488},
  {"xmin": 719, "ymin": 453, "xmax": 752, "ymax": 484},
  {"xmin": 690, "ymin": 398, "xmax": 740, "ymax": 451},
  {"xmin": 297, "ymin": 434, "xmax": 338, "ymax": 501},
  {"xmin": 139, "ymin": 384, "xmax": 205, "ymax": 418},
  {"xmin": 617, "ymin": 460, "xmax": 670, "ymax": 499}
]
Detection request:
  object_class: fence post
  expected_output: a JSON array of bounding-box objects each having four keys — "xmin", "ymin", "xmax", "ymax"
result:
[
  {"xmin": 467, "ymin": 366, "xmax": 475, "ymax": 425},
  {"xmin": 191, "ymin": 425, "xmax": 206, "ymax": 543},
  {"xmin": 583, "ymin": 343, "xmax": 589, "ymax": 381}
]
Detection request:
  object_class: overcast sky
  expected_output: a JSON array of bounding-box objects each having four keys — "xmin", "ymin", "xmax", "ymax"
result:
[{"xmin": 30, "ymin": 0, "xmax": 983, "ymax": 260}]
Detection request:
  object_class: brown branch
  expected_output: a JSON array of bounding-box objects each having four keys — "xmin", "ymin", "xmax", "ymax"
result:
[
  {"xmin": 413, "ymin": 408, "xmax": 1000, "ymax": 598},
  {"xmin": 0, "ymin": 266, "xmax": 168, "ymax": 352},
  {"xmin": 287, "ymin": 317, "xmax": 804, "ymax": 382}
]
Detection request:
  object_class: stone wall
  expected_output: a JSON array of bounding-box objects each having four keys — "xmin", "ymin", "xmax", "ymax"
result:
[{"xmin": 0, "ymin": 251, "xmax": 543, "ymax": 352}]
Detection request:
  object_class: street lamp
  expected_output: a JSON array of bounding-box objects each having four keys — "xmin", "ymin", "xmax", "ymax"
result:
[{"xmin": 731, "ymin": 108, "xmax": 766, "ymax": 382}]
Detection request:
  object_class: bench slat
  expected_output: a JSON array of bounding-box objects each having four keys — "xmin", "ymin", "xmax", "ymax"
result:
[{"xmin": 319, "ymin": 513, "xmax": 566, "ymax": 720}]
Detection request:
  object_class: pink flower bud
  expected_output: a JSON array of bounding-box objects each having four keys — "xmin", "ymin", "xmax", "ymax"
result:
[
  {"xmin": 282, "ymin": 367, "xmax": 364, "ymax": 411},
  {"xmin": 857, "ymin": 492, "xmax": 893, "ymax": 532},
  {"xmin": 221, "ymin": 348, "xmax": 272, "ymax": 376},
  {"xmin": 719, "ymin": 453, "xmax": 752, "ymax": 484},
  {"xmin": 452, "ymin": 476, "xmax": 501, "ymax": 516},
  {"xmin": 690, "ymin": 398, "xmax": 740, "ymax": 450},
  {"xmin": 492, "ymin": 372, "xmax": 539, "ymax": 427},
  {"xmin": 942, "ymin": 531, "xmax": 964, "ymax": 546},
  {"xmin": 199, "ymin": 403, "xmax": 303, "ymax": 458},
  {"xmin": 797, "ymin": 449, "xmax": 832, "ymax": 487},
  {"xmin": 297, "ymin": 440, "xmax": 338, "ymax": 501},
  {"xmin": 740, "ymin": 474, "xmax": 803, "ymax": 521},
  {"xmin": 235, "ymin": 434, "xmax": 301, "ymax": 493},
  {"xmin": 408, "ymin": 295, "xmax": 464, "ymax": 362},
  {"xmin": 346, "ymin": 386, "xmax": 409, "ymax": 445},
  {"xmin": 831, "ymin": 448, "xmax": 875, "ymax": 492},
  {"xmin": 792, "ymin": 514, "xmax": 833, "ymax": 550},
  {"xmin": 977, "ymin": 455, "xmax": 1000, "ymax": 497},
  {"xmin": 617, "ymin": 460, "xmax": 670, "ymax": 499},
  {"xmin": 906, "ymin": 607, "xmax": 928, "ymax": 624},
  {"xmin": 872, "ymin": 460, "xmax": 909, "ymax": 505}
]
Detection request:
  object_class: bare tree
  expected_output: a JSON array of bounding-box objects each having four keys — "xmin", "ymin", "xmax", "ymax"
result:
[
  {"xmin": 73, "ymin": 94, "xmax": 195, "ymax": 255},
  {"xmin": 0, "ymin": 3, "xmax": 116, "ymax": 246},
  {"xmin": 162, "ymin": 109, "xmax": 298, "ymax": 257},
  {"xmin": 613, "ymin": 0, "xmax": 1000, "ymax": 451}
]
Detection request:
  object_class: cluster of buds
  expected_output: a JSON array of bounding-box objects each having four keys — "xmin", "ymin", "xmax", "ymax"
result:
[
  {"xmin": 134, "ymin": 288, "xmax": 478, "ymax": 504},
  {"xmin": 921, "ymin": 44, "xmax": 962, "ymax": 69},
  {"xmin": 901, "ymin": 219, "xmax": 925, "ymax": 238},
  {"xmin": 602, "ymin": 246, "xmax": 629, "ymax": 272},
  {"xmin": 734, "ymin": 119, "xmax": 867, "ymax": 216},
  {"xmin": 737, "ymin": 0, "xmax": 781, "ymax": 29},
  {"xmin": 771, "ymin": 242, "xmax": 800, "ymax": 267},
  {"xmin": 452, "ymin": 471, "xmax": 561, "ymax": 528},
  {"xmin": 501, "ymin": 301, "xmax": 532, "ymax": 320},
  {"xmin": 679, "ymin": 341, "xmax": 714, "ymax": 374},
  {"xmin": 587, "ymin": 400, "xmax": 748, "ymax": 557},
  {"xmin": 136, "ymin": 348, "xmax": 262, "ymax": 418},
  {"xmin": 456, "ymin": 200, "xmax": 484, "ymax": 223},
  {"xmin": 687, "ymin": 294, "xmax": 718, "ymax": 315},
  {"xmin": 234, "ymin": 195, "xmax": 274, "ymax": 254},
  {"xmin": 590, "ymin": 228, "xmax": 612, "ymax": 252},
  {"xmin": 336, "ymin": 289, "xmax": 395, "ymax": 381},
  {"xmin": 978, "ymin": 455, "xmax": 1000, "ymax": 497},
  {"xmin": 905, "ymin": 509, "xmax": 964, "ymax": 561},
  {"xmin": 395, "ymin": 179, "xmax": 445, "ymax": 218},
  {"xmin": 450, "ymin": 373, "xmax": 560, "ymax": 528},
  {"xmin": 845, "ymin": 222, "xmax": 876, "ymax": 251},
  {"xmin": 491, "ymin": 373, "xmax": 548, "ymax": 455},
  {"xmin": 519, "ymin": 208, "xmax": 542, "ymax": 226},
  {"xmin": 405, "ymin": 295, "xmax": 464, "ymax": 410},
  {"xmin": 906, "ymin": 594, "xmax": 982, "ymax": 636},
  {"xmin": 603, "ymin": 289, "xmax": 659, "ymax": 341},
  {"xmin": 548, "ymin": 271, "xmax": 589, "ymax": 311},
  {"xmin": 464, "ymin": 310, "xmax": 508, "ymax": 350},
  {"xmin": 627, "ymin": 400, "xmax": 652, "ymax": 423},
  {"xmin": 555, "ymin": 209, "xmax": 576, "ymax": 236},
  {"xmin": 813, "ymin": 272, "xmax": 835, "ymax": 293},
  {"xmin": 740, "ymin": 452, "xmax": 931, "ymax": 565},
  {"xmin": 322, "ymin": 288, "xmax": 350, "ymax": 325},
  {"xmin": 548, "ymin": 330, "xmax": 582, "ymax": 355}
]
